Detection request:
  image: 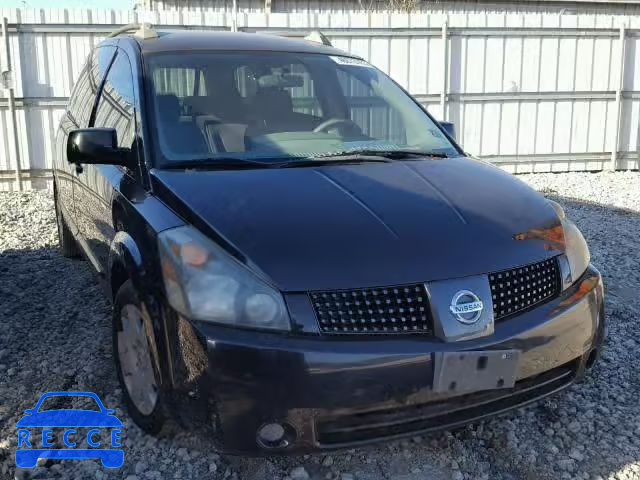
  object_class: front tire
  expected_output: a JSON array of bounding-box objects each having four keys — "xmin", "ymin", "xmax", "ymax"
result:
[{"xmin": 113, "ymin": 280, "xmax": 166, "ymax": 434}]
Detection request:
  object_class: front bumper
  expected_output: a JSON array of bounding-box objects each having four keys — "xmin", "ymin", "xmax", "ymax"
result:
[{"xmin": 165, "ymin": 265, "xmax": 604, "ymax": 454}]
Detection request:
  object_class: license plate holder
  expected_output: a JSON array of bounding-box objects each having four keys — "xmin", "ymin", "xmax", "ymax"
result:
[{"xmin": 432, "ymin": 350, "xmax": 520, "ymax": 394}]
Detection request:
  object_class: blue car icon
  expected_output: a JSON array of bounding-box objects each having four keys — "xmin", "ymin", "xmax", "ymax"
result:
[{"xmin": 16, "ymin": 391, "xmax": 123, "ymax": 468}]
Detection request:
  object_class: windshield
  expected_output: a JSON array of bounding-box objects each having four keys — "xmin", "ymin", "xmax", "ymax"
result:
[{"xmin": 144, "ymin": 51, "xmax": 459, "ymax": 166}]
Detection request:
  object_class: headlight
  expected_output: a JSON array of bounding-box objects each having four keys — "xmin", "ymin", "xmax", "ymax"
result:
[
  {"xmin": 158, "ymin": 226, "xmax": 290, "ymax": 331},
  {"xmin": 548, "ymin": 200, "xmax": 590, "ymax": 287}
]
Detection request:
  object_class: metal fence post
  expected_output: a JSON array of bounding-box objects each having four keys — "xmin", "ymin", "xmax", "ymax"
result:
[
  {"xmin": 231, "ymin": 0, "xmax": 238, "ymax": 32},
  {"xmin": 611, "ymin": 24, "xmax": 627, "ymax": 171},
  {"xmin": 2, "ymin": 16, "xmax": 23, "ymax": 191},
  {"xmin": 440, "ymin": 21, "xmax": 448, "ymax": 121}
]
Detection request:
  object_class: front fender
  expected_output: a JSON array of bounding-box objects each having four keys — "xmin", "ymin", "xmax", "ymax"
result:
[
  {"xmin": 109, "ymin": 230, "xmax": 183, "ymax": 390},
  {"xmin": 109, "ymin": 231, "xmax": 144, "ymax": 295},
  {"xmin": 109, "ymin": 232, "xmax": 166, "ymax": 387}
]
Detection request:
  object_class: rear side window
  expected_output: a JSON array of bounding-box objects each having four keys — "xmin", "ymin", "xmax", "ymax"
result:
[
  {"xmin": 93, "ymin": 51, "xmax": 136, "ymax": 150},
  {"xmin": 67, "ymin": 47, "xmax": 115, "ymax": 128}
]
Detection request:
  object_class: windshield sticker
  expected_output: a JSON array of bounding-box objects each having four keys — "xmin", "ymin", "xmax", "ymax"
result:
[{"xmin": 330, "ymin": 56, "xmax": 373, "ymax": 68}]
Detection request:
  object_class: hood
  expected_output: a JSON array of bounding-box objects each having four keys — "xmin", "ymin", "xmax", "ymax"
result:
[{"xmin": 152, "ymin": 157, "xmax": 563, "ymax": 292}]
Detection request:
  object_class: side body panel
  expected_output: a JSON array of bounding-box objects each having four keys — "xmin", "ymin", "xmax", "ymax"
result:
[
  {"xmin": 53, "ymin": 46, "xmax": 113, "ymax": 229},
  {"xmin": 75, "ymin": 45, "xmax": 128, "ymax": 275},
  {"xmin": 54, "ymin": 114, "xmax": 79, "ymax": 230},
  {"xmin": 71, "ymin": 39, "xmax": 187, "ymax": 389}
]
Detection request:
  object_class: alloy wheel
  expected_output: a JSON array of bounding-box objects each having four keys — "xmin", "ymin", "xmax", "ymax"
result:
[{"xmin": 117, "ymin": 304, "xmax": 158, "ymax": 416}]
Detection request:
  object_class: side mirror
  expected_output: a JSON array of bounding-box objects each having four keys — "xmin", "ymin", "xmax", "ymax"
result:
[
  {"xmin": 439, "ymin": 121, "xmax": 456, "ymax": 141},
  {"xmin": 67, "ymin": 128, "xmax": 128, "ymax": 166}
]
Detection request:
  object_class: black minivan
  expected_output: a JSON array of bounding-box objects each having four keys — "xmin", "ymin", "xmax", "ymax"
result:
[{"xmin": 53, "ymin": 24, "xmax": 604, "ymax": 454}]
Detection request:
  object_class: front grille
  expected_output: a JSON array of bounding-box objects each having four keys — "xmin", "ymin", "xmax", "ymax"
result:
[
  {"xmin": 315, "ymin": 359, "xmax": 578, "ymax": 446},
  {"xmin": 309, "ymin": 284, "xmax": 432, "ymax": 334},
  {"xmin": 489, "ymin": 257, "xmax": 561, "ymax": 321}
]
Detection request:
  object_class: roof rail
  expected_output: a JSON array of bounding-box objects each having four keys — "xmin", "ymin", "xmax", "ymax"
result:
[{"xmin": 107, "ymin": 23, "xmax": 158, "ymax": 40}]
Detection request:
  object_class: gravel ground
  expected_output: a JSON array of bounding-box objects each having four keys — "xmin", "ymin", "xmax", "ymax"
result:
[{"xmin": 0, "ymin": 171, "xmax": 639, "ymax": 480}]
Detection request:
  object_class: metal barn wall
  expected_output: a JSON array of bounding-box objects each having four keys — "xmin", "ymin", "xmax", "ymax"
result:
[{"xmin": 0, "ymin": 7, "xmax": 639, "ymax": 190}]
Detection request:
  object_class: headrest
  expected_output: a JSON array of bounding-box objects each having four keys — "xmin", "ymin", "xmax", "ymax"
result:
[
  {"xmin": 155, "ymin": 94, "xmax": 181, "ymax": 123},
  {"xmin": 254, "ymin": 88, "xmax": 293, "ymax": 114}
]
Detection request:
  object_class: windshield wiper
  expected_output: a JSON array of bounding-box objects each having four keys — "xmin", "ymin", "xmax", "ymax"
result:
[
  {"xmin": 273, "ymin": 157, "xmax": 391, "ymax": 169},
  {"xmin": 162, "ymin": 157, "xmax": 389, "ymax": 171},
  {"xmin": 163, "ymin": 157, "xmax": 276, "ymax": 170},
  {"xmin": 162, "ymin": 149, "xmax": 448, "ymax": 171},
  {"xmin": 273, "ymin": 149, "xmax": 449, "ymax": 168},
  {"xmin": 316, "ymin": 149, "xmax": 450, "ymax": 159}
]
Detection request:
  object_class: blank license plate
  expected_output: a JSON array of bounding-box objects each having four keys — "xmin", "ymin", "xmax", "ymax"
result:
[{"xmin": 432, "ymin": 350, "xmax": 520, "ymax": 394}]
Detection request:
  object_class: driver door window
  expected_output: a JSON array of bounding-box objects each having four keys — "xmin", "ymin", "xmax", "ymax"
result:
[{"xmin": 93, "ymin": 53, "xmax": 136, "ymax": 151}]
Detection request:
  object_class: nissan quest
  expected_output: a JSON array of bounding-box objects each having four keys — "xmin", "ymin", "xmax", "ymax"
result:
[{"xmin": 53, "ymin": 24, "xmax": 605, "ymax": 454}]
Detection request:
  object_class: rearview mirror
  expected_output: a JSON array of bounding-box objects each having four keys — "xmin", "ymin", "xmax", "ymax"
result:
[
  {"xmin": 439, "ymin": 121, "xmax": 456, "ymax": 141},
  {"xmin": 67, "ymin": 128, "xmax": 128, "ymax": 166},
  {"xmin": 258, "ymin": 73, "xmax": 304, "ymax": 88}
]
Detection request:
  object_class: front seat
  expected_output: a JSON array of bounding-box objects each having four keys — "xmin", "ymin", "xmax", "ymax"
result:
[
  {"xmin": 155, "ymin": 94, "xmax": 209, "ymax": 156},
  {"xmin": 248, "ymin": 87, "xmax": 299, "ymax": 134}
]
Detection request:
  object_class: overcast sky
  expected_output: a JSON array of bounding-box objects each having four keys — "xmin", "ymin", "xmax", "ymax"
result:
[{"xmin": 2, "ymin": 0, "xmax": 134, "ymax": 9}]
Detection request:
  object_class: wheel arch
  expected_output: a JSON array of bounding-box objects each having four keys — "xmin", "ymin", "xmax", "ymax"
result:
[
  {"xmin": 110, "ymin": 233, "xmax": 168, "ymax": 391},
  {"xmin": 109, "ymin": 230, "xmax": 144, "ymax": 301},
  {"xmin": 108, "ymin": 191, "xmax": 186, "ymax": 392}
]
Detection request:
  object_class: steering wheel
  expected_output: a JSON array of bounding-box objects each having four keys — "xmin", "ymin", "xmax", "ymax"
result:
[{"xmin": 313, "ymin": 118, "xmax": 358, "ymax": 133}]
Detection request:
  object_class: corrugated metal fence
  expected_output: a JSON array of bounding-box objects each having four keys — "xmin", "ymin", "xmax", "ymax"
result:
[
  {"xmin": 1, "ymin": 7, "xmax": 639, "ymax": 190},
  {"xmin": 148, "ymin": 0, "xmax": 640, "ymax": 16}
]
